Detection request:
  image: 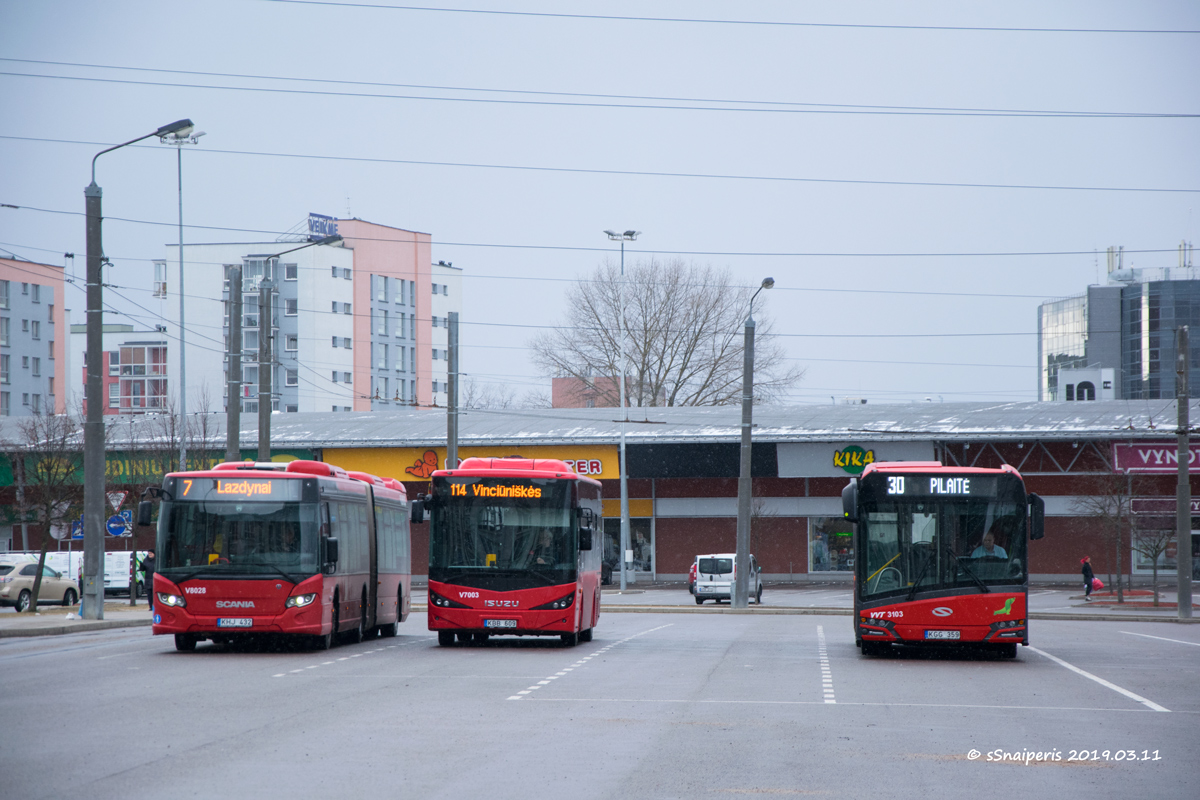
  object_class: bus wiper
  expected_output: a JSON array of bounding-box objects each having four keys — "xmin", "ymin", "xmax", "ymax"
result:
[
  {"xmin": 242, "ymin": 561, "xmax": 305, "ymax": 586},
  {"xmin": 946, "ymin": 550, "xmax": 990, "ymax": 593},
  {"xmin": 906, "ymin": 550, "xmax": 933, "ymax": 602}
]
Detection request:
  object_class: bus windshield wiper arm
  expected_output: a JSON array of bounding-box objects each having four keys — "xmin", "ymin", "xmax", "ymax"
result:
[
  {"xmin": 947, "ymin": 550, "xmax": 990, "ymax": 593},
  {"xmin": 906, "ymin": 551, "xmax": 933, "ymax": 602}
]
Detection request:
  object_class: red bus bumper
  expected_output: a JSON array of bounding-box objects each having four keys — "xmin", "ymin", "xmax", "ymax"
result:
[
  {"xmin": 428, "ymin": 607, "xmax": 579, "ymax": 636},
  {"xmin": 151, "ymin": 604, "xmax": 327, "ymax": 637}
]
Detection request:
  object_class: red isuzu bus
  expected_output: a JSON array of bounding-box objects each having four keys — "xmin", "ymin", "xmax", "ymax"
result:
[
  {"xmin": 415, "ymin": 456, "xmax": 602, "ymax": 646},
  {"xmin": 842, "ymin": 461, "xmax": 1045, "ymax": 658},
  {"xmin": 139, "ymin": 460, "xmax": 411, "ymax": 651}
]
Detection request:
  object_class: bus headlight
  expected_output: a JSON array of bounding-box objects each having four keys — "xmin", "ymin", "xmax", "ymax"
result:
[
  {"xmin": 286, "ymin": 593, "xmax": 318, "ymax": 608},
  {"xmin": 430, "ymin": 591, "xmax": 470, "ymax": 609},
  {"xmin": 157, "ymin": 593, "xmax": 186, "ymax": 608},
  {"xmin": 532, "ymin": 592, "xmax": 575, "ymax": 611}
]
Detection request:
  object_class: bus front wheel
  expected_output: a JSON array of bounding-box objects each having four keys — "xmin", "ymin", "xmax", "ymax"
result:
[
  {"xmin": 561, "ymin": 631, "xmax": 579, "ymax": 647},
  {"xmin": 438, "ymin": 631, "xmax": 456, "ymax": 646},
  {"xmin": 579, "ymin": 627, "xmax": 593, "ymax": 643},
  {"xmin": 174, "ymin": 634, "xmax": 198, "ymax": 652}
]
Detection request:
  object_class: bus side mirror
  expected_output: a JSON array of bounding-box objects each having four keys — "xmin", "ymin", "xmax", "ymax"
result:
[
  {"xmin": 841, "ymin": 482, "xmax": 858, "ymax": 523},
  {"xmin": 1028, "ymin": 493, "xmax": 1045, "ymax": 540},
  {"xmin": 579, "ymin": 529, "xmax": 593, "ymax": 551},
  {"xmin": 324, "ymin": 537, "xmax": 339, "ymax": 566},
  {"xmin": 410, "ymin": 499, "xmax": 425, "ymax": 524},
  {"xmin": 137, "ymin": 501, "xmax": 154, "ymax": 527}
]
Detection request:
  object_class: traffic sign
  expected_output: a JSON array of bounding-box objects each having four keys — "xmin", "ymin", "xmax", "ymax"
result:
[
  {"xmin": 70, "ymin": 520, "xmax": 83, "ymax": 540},
  {"xmin": 107, "ymin": 491, "xmax": 128, "ymax": 511},
  {"xmin": 106, "ymin": 515, "xmax": 128, "ymax": 536}
]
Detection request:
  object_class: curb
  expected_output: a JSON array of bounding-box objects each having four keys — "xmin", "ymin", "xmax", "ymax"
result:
[{"xmin": 0, "ymin": 618, "xmax": 152, "ymax": 638}]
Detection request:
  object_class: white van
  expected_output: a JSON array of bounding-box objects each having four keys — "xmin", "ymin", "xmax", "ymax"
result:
[{"xmin": 693, "ymin": 553, "xmax": 763, "ymax": 605}]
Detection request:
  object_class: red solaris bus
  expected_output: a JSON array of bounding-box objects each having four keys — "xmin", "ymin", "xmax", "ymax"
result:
[
  {"xmin": 842, "ymin": 461, "xmax": 1045, "ymax": 658},
  {"xmin": 139, "ymin": 460, "xmax": 411, "ymax": 652},
  {"xmin": 414, "ymin": 456, "xmax": 603, "ymax": 647}
]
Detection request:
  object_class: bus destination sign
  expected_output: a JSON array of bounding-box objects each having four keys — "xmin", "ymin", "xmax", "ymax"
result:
[
  {"xmin": 174, "ymin": 477, "xmax": 303, "ymax": 502},
  {"xmin": 449, "ymin": 482, "xmax": 543, "ymax": 499},
  {"xmin": 880, "ymin": 475, "xmax": 978, "ymax": 496}
]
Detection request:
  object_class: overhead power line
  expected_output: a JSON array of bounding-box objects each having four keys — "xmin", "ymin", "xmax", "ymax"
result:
[
  {"xmin": 1, "ymin": 59, "xmax": 1190, "ymax": 118},
  {"xmin": 3, "ymin": 134, "xmax": 1194, "ymax": 197},
  {"xmin": 256, "ymin": 1, "xmax": 1200, "ymax": 35}
]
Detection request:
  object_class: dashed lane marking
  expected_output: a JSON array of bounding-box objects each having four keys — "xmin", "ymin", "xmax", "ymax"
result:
[
  {"xmin": 817, "ymin": 624, "xmax": 835, "ymax": 704},
  {"xmin": 271, "ymin": 637, "xmax": 431, "ymax": 678},
  {"xmin": 506, "ymin": 624, "xmax": 673, "ymax": 700}
]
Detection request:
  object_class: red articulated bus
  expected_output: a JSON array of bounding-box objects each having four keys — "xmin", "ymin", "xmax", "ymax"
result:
[
  {"xmin": 842, "ymin": 461, "xmax": 1045, "ymax": 658},
  {"xmin": 415, "ymin": 456, "xmax": 602, "ymax": 647},
  {"xmin": 140, "ymin": 460, "xmax": 411, "ymax": 652}
]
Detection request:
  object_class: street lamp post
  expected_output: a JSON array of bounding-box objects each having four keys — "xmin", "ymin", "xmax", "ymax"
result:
[
  {"xmin": 605, "ymin": 229, "xmax": 640, "ymax": 591},
  {"xmin": 83, "ymin": 119, "xmax": 194, "ymax": 620},
  {"xmin": 159, "ymin": 126, "xmax": 205, "ymax": 471},
  {"xmin": 240, "ymin": 235, "xmax": 343, "ymax": 462},
  {"xmin": 733, "ymin": 277, "xmax": 775, "ymax": 609}
]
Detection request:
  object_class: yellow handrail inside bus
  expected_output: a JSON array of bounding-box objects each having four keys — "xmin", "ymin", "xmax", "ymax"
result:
[{"xmin": 866, "ymin": 553, "xmax": 900, "ymax": 585}]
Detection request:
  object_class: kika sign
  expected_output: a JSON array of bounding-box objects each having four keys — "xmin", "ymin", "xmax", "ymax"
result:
[
  {"xmin": 833, "ymin": 445, "xmax": 875, "ymax": 475},
  {"xmin": 1112, "ymin": 442, "xmax": 1200, "ymax": 474}
]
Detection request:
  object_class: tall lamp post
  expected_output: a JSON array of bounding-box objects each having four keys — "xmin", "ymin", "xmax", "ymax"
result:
[
  {"xmin": 604, "ymin": 229, "xmax": 640, "ymax": 591},
  {"xmin": 240, "ymin": 234, "xmax": 343, "ymax": 462},
  {"xmin": 159, "ymin": 125, "xmax": 205, "ymax": 471},
  {"xmin": 83, "ymin": 119, "xmax": 194, "ymax": 620},
  {"xmin": 733, "ymin": 277, "xmax": 775, "ymax": 609}
]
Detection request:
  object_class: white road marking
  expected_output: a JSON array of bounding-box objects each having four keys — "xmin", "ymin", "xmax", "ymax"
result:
[
  {"xmin": 1027, "ymin": 646, "xmax": 1170, "ymax": 712},
  {"xmin": 506, "ymin": 624, "xmax": 673, "ymax": 700},
  {"xmin": 1119, "ymin": 630, "xmax": 1200, "ymax": 647},
  {"xmin": 272, "ymin": 636, "xmax": 433, "ymax": 678},
  {"xmin": 817, "ymin": 625, "xmax": 835, "ymax": 704},
  {"xmin": 538, "ymin": 698, "xmax": 1163, "ymax": 713}
]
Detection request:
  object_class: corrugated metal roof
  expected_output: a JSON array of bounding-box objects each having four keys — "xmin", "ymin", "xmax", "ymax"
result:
[{"xmin": 5, "ymin": 399, "xmax": 1182, "ymax": 451}]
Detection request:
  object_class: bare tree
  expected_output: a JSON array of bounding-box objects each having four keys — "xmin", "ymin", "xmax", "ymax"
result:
[
  {"xmin": 461, "ymin": 378, "xmax": 518, "ymax": 410},
  {"xmin": 1130, "ymin": 521, "xmax": 1176, "ymax": 607},
  {"xmin": 9, "ymin": 410, "xmax": 84, "ymax": 610},
  {"xmin": 1072, "ymin": 473, "xmax": 1142, "ymax": 603},
  {"xmin": 530, "ymin": 259, "xmax": 802, "ymax": 407}
]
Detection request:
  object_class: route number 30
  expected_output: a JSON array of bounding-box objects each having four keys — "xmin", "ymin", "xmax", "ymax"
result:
[{"xmin": 887, "ymin": 477, "xmax": 905, "ymax": 495}]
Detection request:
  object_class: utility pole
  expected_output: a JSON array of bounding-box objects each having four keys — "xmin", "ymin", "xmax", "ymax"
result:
[
  {"xmin": 1177, "ymin": 326, "xmax": 1193, "ymax": 619},
  {"xmin": 447, "ymin": 311, "xmax": 459, "ymax": 470},
  {"xmin": 733, "ymin": 278, "xmax": 774, "ymax": 609},
  {"xmin": 225, "ymin": 267, "xmax": 242, "ymax": 463},
  {"xmin": 257, "ymin": 273, "xmax": 274, "ymax": 461}
]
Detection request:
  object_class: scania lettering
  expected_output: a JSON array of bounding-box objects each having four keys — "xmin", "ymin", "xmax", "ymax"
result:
[
  {"xmin": 416, "ymin": 457, "xmax": 602, "ymax": 646},
  {"xmin": 842, "ymin": 461, "xmax": 1044, "ymax": 658},
  {"xmin": 140, "ymin": 460, "xmax": 411, "ymax": 652}
]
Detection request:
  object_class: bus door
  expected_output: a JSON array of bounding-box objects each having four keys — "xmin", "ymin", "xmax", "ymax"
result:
[{"xmin": 365, "ymin": 487, "xmax": 378, "ymax": 630}]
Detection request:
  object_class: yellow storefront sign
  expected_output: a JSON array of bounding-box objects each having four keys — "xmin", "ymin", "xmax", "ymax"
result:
[{"xmin": 323, "ymin": 445, "xmax": 621, "ymax": 482}]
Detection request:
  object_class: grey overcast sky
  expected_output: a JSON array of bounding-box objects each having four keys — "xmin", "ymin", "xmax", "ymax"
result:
[{"xmin": 2, "ymin": 0, "xmax": 1198, "ymax": 405}]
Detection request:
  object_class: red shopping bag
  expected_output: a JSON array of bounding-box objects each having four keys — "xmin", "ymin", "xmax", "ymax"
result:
[{"xmin": 1091, "ymin": 578, "xmax": 1104, "ymax": 591}]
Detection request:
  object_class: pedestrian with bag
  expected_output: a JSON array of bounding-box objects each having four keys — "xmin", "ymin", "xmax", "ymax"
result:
[{"xmin": 1081, "ymin": 555, "xmax": 1094, "ymax": 601}]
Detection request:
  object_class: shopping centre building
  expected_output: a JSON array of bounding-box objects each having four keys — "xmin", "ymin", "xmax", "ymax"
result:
[{"xmin": 27, "ymin": 398, "xmax": 1193, "ymax": 585}]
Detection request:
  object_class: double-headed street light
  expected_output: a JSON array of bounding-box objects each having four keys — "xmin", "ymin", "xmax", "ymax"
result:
[
  {"xmin": 604, "ymin": 229, "xmax": 640, "ymax": 591},
  {"xmin": 83, "ymin": 119, "xmax": 193, "ymax": 620},
  {"xmin": 733, "ymin": 277, "xmax": 775, "ymax": 609},
  {"xmin": 159, "ymin": 125, "xmax": 205, "ymax": 471}
]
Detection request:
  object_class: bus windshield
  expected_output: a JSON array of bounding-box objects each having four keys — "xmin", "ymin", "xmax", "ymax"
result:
[
  {"xmin": 859, "ymin": 474, "xmax": 1027, "ymax": 600},
  {"xmin": 158, "ymin": 499, "xmax": 320, "ymax": 583},
  {"xmin": 429, "ymin": 478, "xmax": 574, "ymax": 591}
]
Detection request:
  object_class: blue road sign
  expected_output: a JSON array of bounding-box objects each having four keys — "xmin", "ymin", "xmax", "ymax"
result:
[
  {"xmin": 120, "ymin": 509, "xmax": 132, "ymax": 524},
  {"xmin": 70, "ymin": 520, "xmax": 84, "ymax": 540},
  {"xmin": 106, "ymin": 515, "xmax": 127, "ymax": 536}
]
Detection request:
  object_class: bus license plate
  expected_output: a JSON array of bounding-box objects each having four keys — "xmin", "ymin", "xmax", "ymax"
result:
[
  {"xmin": 925, "ymin": 630, "xmax": 960, "ymax": 640},
  {"xmin": 484, "ymin": 619, "xmax": 517, "ymax": 629},
  {"xmin": 218, "ymin": 618, "xmax": 253, "ymax": 628}
]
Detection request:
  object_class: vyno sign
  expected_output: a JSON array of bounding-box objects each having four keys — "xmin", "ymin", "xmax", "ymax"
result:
[{"xmin": 1112, "ymin": 442, "xmax": 1200, "ymax": 474}]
